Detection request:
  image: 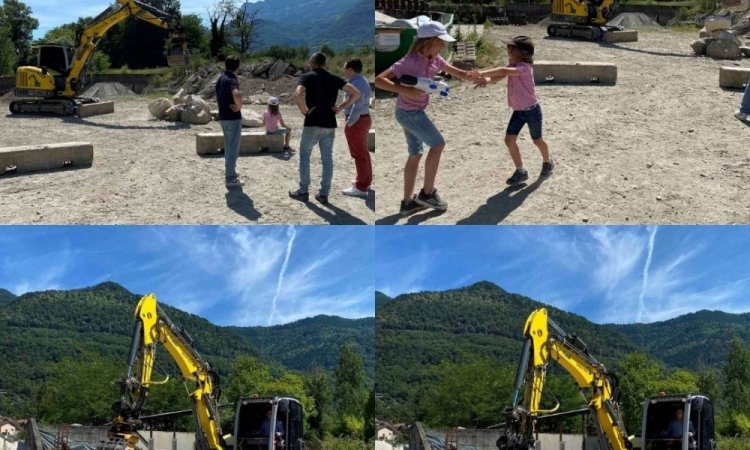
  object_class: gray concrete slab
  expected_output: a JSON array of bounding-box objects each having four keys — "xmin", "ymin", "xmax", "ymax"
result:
[
  {"xmin": 719, "ymin": 66, "xmax": 750, "ymax": 88},
  {"xmin": 78, "ymin": 101, "xmax": 115, "ymax": 118},
  {"xmin": 0, "ymin": 142, "xmax": 93, "ymax": 174},
  {"xmin": 196, "ymin": 131, "xmax": 284, "ymax": 155},
  {"xmin": 534, "ymin": 61, "xmax": 617, "ymax": 85}
]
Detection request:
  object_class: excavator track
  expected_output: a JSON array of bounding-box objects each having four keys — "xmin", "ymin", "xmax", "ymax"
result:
[
  {"xmin": 9, "ymin": 97, "xmax": 102, "ymax": 117},
  {"xmin": 547, "ymin": 23, "xmax": 622, "ymax": 41}
]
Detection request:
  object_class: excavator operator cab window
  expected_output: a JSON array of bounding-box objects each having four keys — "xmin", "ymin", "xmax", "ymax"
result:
[
  {"xmin": 36, "ymin": 45, "xmax": 72, "ymax": 75},
  {"xmin": 236, "ymin": 401, "xmax": 274, "ymax": 450},
  {"xmin": 644, "ymin": 398, "xmax": 714, "ymax": 450}
]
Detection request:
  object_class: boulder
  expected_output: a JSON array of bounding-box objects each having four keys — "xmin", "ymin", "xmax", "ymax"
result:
[
  {"xmin": 705, "ymin": 15, "xmax": 732, "ymax": 32},
  {"xmin": 163, "ymin": 105, "xmax": 182, "ymax": 121},
  {"xmin": 148, "ymin": 98, "xmax": 173, "ymax": 119},
  {"xmin": 184, "ymin": 94, "xmax": 211, "ymax": 115},
  {"xmin": 199, "ymin": 73, "xmax": 222, "ymax": 99},
  {"xmin": 699, "ymin": 27, "xmax": 711, "ymax": 38},
  {"xmin": 181, "ymin": 105, "xmax": 211, "ymax": 125},
  {"xmin": 241, "ymin": 109, "xmax": 263, "ymax": 127},
  {"xmin": 172, "ymin": 88, "xmax": 187, "ymax": 104},
  {"xmin": 691, "ymin": 38, "xmax": 710, "ymax": 55},
  {"xmin": 269, "ymin": 60, "xmax": 290, "ymax": 80},
  {"xmin": 706, "ymin": 39, "xmax": 742, "ymax": 59},
  {"xmin": 741, "ymin": 46, "xmax": 750, "ymax": 56},
  {"xmin": 710, "ymin": 29, "xmax": 742, "ymax": 46},
  {"xmin": 252, "ymin": 59, "xmax": 276, "ymax": 77}
]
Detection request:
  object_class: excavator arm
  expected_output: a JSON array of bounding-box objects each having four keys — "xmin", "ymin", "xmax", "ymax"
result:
[
  {"xmin": 498, "ymin": 308, "xmax": 630, "ymax": 450},
  {"xmin": 100, "ymin": 294, "xmax": 224, "ymax": 450}
]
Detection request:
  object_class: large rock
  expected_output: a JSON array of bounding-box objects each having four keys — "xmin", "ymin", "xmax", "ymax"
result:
[
  {"xmin": 199, "ymin": 73, "xmax": 222, "ymax": 99},
  {"xmin": 172, "ymin": 88, "xmax": 187, "ymax": 105},
  {"xmin": 163, "ymin": 105, "xmax": 182, "ymax": 121},
  {"xmin": 705, "ymin": 15, "xmax": 732, "ymax": 32},
  {"xmin": 241, "ymin": 109, "xmax": 263, "ymax": 128},
  {"xmin": 699, "ymin": 27, "xmax": 711, "ymax": 38},
  {"xmin": 269, "ymin": 60, "xmax": 290, "ymax": 81},
  {"xmin": 181, "ymin": 105, "xmax": 211, "ymax": 125},
  {"xmin": 691, "ymin": 38, "xmax": 710, "ymax": 55},
  {"xmin": 148, "ymin": 98, "xmax": 173, "ymax": 119},
  {"xmin": 710, "ymin": 29, "xmax": 742, "ymax": 46},
  {"xmin": 252, "ymin": 59, "xmax": 276, "ymax": 78},
  {"xmin": 184, "ymin": 94, "xmax": 211, "ymax": 115},
  {"xmin": 741, "ymin": 46, "xmax": 750, "ymax": 56},
  {"xmin": 706, "ymin": 39, "xmax": 742, "ymax": 59}
]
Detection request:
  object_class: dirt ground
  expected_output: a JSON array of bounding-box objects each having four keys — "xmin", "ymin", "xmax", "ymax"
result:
[
  {"xmin": 0, "ymin": 101, "xmax": 374, "ymax": 224},
  {"xmin": 374, "ymin": 25, "xmax": 750, "ymax": 224}
]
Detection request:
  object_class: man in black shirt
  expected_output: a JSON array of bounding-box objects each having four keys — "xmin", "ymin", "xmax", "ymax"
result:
[
  {"xmin": 289, "ymin": 52, "xmax": 360, "ymax": 204},
  {"xmin": 216, "ymin": 55, "xmax": 244, "ymax": 188}
]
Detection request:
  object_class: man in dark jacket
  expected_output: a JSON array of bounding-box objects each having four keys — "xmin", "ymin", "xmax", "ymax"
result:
[{"xmin": 216, "ymin": 55, "xmax": 244, "ymax": 187}]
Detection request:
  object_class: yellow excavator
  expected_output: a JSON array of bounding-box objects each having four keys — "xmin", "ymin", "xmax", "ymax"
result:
[
  {"xmin": 97, "ymin": 293, "xmax": 224, "ymax": 450},
  {"xmin": 497, "ymin": 308, "xmax": 631, "ymax": 450},
  {"xmin": 547, "ymin": 0, "xmax": 622, "ymax": 40},
  {"xmin": 10, "ymin": 0, "xmax": 187, "ymax": 116}
]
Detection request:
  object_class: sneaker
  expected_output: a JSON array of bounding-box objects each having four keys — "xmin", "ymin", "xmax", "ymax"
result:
[
  {"xmin": 288, "ymin": 190, "xmax": 309, "ymax": 202},
  {"xmin": 506, "ymin": 169, "xmax": 529, "ymax": 185},
  {"xmin": 415, "ymin": 188, "xmax": 448, "ymax": 210},
  {"xmin": 315, "ymin": 193, "xmax": 329, "ymax": 204},
  {"xmin": 399, "ymin": 196, "xmax": 428, "ymax": 217},
  {"xmin": 541, "ymin": 160, "xmax": 555, "ymax": 177},
  {"xmin": 342, "ymin": 186, "xmax": 368, "ymax": 198},
  {"xmin": 226, "ymin": 178, "xmax": 245, "ymax": 187},
  {"xmin": 735, "ymin": 110, "xmax": 749, "ymax": 122}
]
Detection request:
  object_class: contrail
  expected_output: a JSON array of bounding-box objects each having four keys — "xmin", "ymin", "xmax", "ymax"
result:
[
  {"xmin": 269, "ymin": 226, "xmax": 296, "ymax": 325},
  {"xmin": 637, "ymin": 226, "xmax": 658, "ymax": 323}
]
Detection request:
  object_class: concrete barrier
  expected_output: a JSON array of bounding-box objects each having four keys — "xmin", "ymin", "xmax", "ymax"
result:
[
  {"xmin": 0, "ymin": 142, "xmax": 93, "ymax": 175},
  {"xmin": 719, "ymin": 66, "xmax": 750, "ymax": 88},
  {"xmin": 368, "ymin": 129, "xmax": 375, "ymax": 152},
  {"xmin": 196, "ymin": 131, "xmax": 284, "ymax": 155},
  {"xmin": 534, "ymin": 61, "xmax": 617, "ymax": 85},
  {"xmin": 78, "ymin": 101, "xmax": 115, "ymax": 118},
  {"xmin": 604, "ymin": 30, "xmax": 638, "ymax": 43}
]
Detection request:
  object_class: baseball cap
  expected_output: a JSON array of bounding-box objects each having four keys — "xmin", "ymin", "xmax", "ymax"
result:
[
  {"xmin": 268, "ymin": 97, "xmax": 279, "ymax": 106},
  {"xmin": 502, "ymin": 35, "xmax": 534, "ymax": 56},
  {"xmin": 417, "ymin": 21, "xmax": 456, "ymax": 42}
]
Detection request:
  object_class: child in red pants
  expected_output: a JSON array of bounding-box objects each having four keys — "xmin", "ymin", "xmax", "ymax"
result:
[{"xmin": 342, "ymin": 58, "xmax": 372, "ymax": 198}]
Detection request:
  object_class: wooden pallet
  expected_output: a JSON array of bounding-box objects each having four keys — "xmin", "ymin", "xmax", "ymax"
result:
[{"xmin": 452, "ymin": 41, "xmax": 477, "ymax": 69}]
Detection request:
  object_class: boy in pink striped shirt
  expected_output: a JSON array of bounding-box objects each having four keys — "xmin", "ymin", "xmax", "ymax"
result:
[{"xmin": 475, "ymin": 36, "xmax": 553, "ymax": 185}]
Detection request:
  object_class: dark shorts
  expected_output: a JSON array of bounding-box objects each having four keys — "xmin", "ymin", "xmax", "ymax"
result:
[{"xmin": 506, "ymin": 103, "xmax": 543, "ymax": 140}]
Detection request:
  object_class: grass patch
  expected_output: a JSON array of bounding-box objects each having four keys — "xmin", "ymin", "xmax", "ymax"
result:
[
  {"xmin": 455, "ymin": 27, "xmax": 505, "ymax": 68},
  {"xmin": 101, "ymin": 67, "xmax": 171, "ymax": 75},
  {"xmin": 718, "ymin": 437, "xmax": 750, "ymax": 450},
  {"xmin": 304, "ymin": 437, "xmax": 370, "ymax": 450}
]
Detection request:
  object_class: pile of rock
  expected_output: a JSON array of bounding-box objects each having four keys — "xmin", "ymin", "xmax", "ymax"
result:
[
  {"xmin": 691, "ymin": 10, "xmax": 750, "ymax": 59},
  {"xmin": 148, "ymin": 94, "xmax": 213, "ymax": 124}
]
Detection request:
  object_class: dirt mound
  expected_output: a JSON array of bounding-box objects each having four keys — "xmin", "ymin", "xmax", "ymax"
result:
[
  {"xmin": 82, "ymin": 82, "xmax": 137, "ymax": 98},
  {"xmin": 608, "ymin": 12, "xmax": 662, "ymax": 29}
]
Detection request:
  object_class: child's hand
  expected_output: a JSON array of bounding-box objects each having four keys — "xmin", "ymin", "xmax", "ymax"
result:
[
  {"xmin": 466, "ymin": 70, "xmax": 483, "ymax": 81},
  {"xmin": 473, "ymin": 77, "xmax": 489, "ymax": 89}
]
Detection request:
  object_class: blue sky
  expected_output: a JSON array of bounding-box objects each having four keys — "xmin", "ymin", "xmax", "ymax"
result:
[
  {"xmin": 375, "ymin": 226, "xmax": 750, "ymax": 325},
  {"xmin": 23, "ymin": 0, "xmax": 244, "ymax": 39},
  {"xmin": 0, "ymin": 226, "xmax": 374, "ymax": 327}
]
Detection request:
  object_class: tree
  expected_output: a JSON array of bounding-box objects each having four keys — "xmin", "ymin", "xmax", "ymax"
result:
[
  {"xmin": 723, "ymin": 338, "xmax": 750, "ymax": 414},
  {"xmin": 228, "ymin": 5, "xmax": 259, "ymax": 55},
  {"xmin": 305, "ymin": 367, "xmax": 333, "ymax": 438},
  {"xmin": 181, "ymin": 13, "xmax": 209, "ymax": 56},
  {"xmin": 36, "ymin": 355, "xmax": 121, "ymax": 425},
  {"xmin": 334, "ymin": 343, "xmax": 367, "ymax": 437},
  {"xmin": 617, "ymin": 353, "xmax": 664, "ymax": 433},
  {"xmin": 0, "ymin": 0, "xmax": 39, "ymax": 65},
  {"xmin": 0, "ymin": 26, "xmax": 15, "ymax": 75},
  {"xmin": 208, "ymin": 0, "xmax": 233, "ymax": 58},
  {"xmin": 696, "ymin": 364, "xmax": 720, "ymax": 406}
]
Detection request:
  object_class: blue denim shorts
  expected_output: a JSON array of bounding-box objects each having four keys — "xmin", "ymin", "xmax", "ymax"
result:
[
  {"xmin": 267, "ymin": 128, "xmax": 288, "ymax": 135},
  {"xmin": 395, "ymin": 108, "xmax": 445, "ymax": 156},
  {"xmin": 506, "ymin": 103, "xmax": 543, "ymax": 140}
]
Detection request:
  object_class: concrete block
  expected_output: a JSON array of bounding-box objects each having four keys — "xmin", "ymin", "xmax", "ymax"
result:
[
  {"xmin": 0, "ymin": 142, "xmax": 93, "ymax": 175},
  {"xmin": 534, "ymin": 61, "xmax": 617, "ymax": 85},
  {"xmin": 368, "ymin": 129, "xmax": 375, "ymax": 152},
  {"xmin": 78, "ymin": 101, "xmax": 115, "ymax": 118},
  {"xmin": 196, "ymin": 131, "xmax": 284, "ymax": 155},
  {"xmin": 719, "ymin": 66, "xmax": 750, "ymax": 88},
  {"xmin": 604, "ymin": 30, "xmax": 638, "ymax": 43}
]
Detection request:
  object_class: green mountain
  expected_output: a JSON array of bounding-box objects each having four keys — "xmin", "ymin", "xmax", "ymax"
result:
[
  {"xmin": 607, "ymin": 310, "xmax": 750, "ymax": 369},
  {"xmin": 0, "ymin": 288, "xmax": 16, "ymax": 305},
  {"xmin": 0, "ymin": 282, "xmax": 373, "ymax": 412},
  {"xmin": 232, "ymin": 315, "xmax": 374, "ymax": 380},
  {"xmin": 244, "ymin": 0, "xmax": 373, "ymax": 50},
  {"xmin": 376, "ymin": 281, "xmax": 642, "ymax": 413},
  {"xmin": 375, "ymin": 291, "xmax": 392, "ymax": 309}
]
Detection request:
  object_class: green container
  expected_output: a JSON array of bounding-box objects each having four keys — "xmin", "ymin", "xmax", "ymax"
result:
[{"xmin": 375, "ymin": 27, "xmax": 417, "ymax": 75}]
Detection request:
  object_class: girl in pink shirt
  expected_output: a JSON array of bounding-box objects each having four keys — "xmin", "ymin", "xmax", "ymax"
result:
[
  {"xmin": 263, "ymin": 97, "xmax": 292, "ymax": 151},
  {"xmin": 476, "ymin": 36, "xmax": 553, "ymax": 185},
  {"xmin": 375, "ymin": 21, "xmax": 479, "ymax": 217}
]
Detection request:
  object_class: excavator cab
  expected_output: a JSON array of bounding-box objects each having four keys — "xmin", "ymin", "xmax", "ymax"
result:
[
  {"xmin": 641, "ymin": 394, "xmax": 715, "ymax": 450},
  {"xmin": 166, "ymin": 29, "xmax": 190, "ymax": 67},
  {"xmin": 232, "ymin": 397, "xmax": 304, "ymax": 450}
]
